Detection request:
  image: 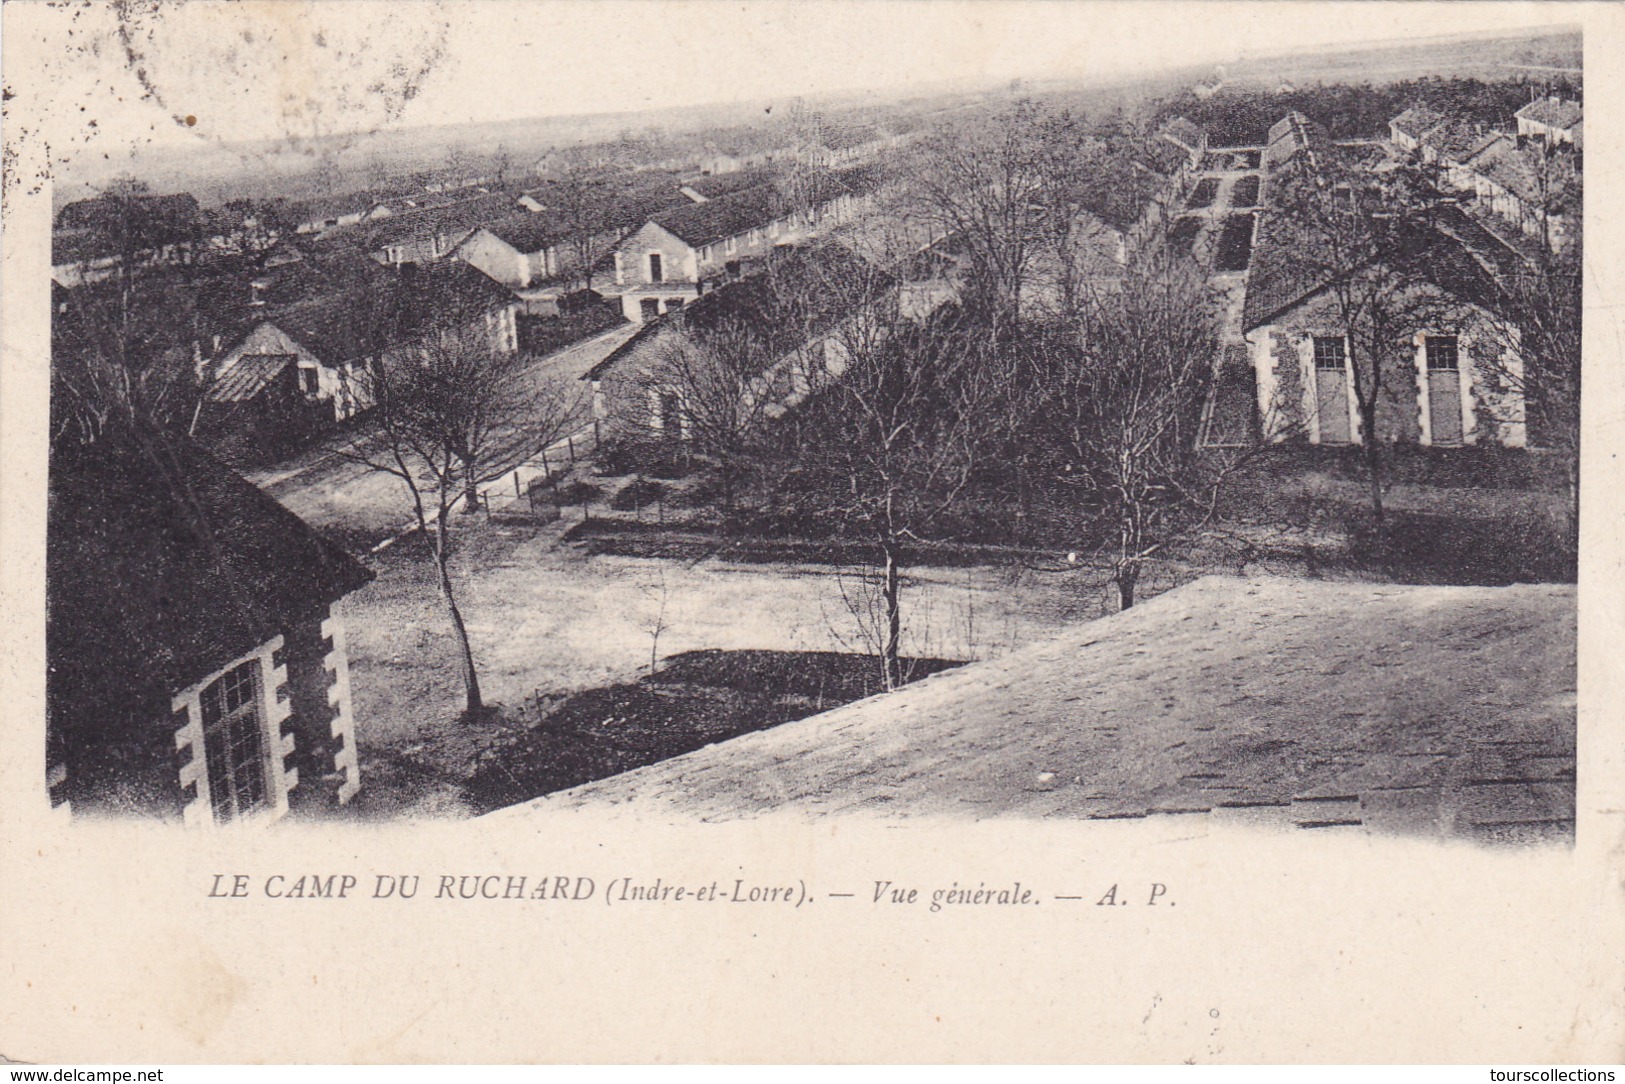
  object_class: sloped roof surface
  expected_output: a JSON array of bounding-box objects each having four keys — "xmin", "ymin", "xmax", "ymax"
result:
[
  {"xmin": 653, "ymin": 184, "xmax": 786, "ymax": 246},
  {"xmin": 208, "ymin": 353, "xmax": 295, "ymax": 402},
  {"xmin": 47, "ymin": 435, "xmax": 374, "ymax": 735},
  {"xmin": 1390, "ymin": 103, "xmax": 1447, "ymax": 140},
  {"xmin": 494, "ymin": 577, "xmax": 1575, "ymax": 842},
  {"xmin": 317, "ymin": 193, "xmax": 514, "ymax": 254},
  {"xmin": 1242, "ymin": 207, "xmax": 1498, "ymax": 332},
  {"xmin": 587, "ymin": 244, "xmax": 885, "ymax": 381},
  {"xmin": 482, "ymin": 212, "xmax": 576, "ymax": 254},
  {"xmin": 56, "ymin": 192, "xmax": 200, "ymax": 232},
  {"xmin": 250, "ymin": 261, "xmax": 514, "ymax": 362},
  {"xmin": 1420, "ymin": 117, "xmax": 1496, "ymax": 163},
  {"xmin": 1516, "ymin": 98, "xmax": 1582, "ymax": 129},
  {"xmin": 680, "ymin": 168, "xmax": 780, "ymax": 200}
]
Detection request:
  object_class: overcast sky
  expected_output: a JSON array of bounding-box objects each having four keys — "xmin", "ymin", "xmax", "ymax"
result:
[{"xmin": 6, "ymin": 0, "xmax": 1584, "ymax": 169}]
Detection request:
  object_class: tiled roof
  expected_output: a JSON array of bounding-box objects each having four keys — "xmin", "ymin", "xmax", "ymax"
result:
[
  {"xmin": 47, "ymin": 434, "xmax": 374, "ymax": 735},
  {"xmin": 1263, "ymin": 112, "xmax": 1332, "ymax": 172},
  {"xmin": 493, "ymin": 576, "xmax": 1576, "ymax": 842},
  {"xmin": 55, "ymin": 192, "xmax": 200, "ymax": 232},
  {"xmin": 287, "ymin": 182, "xmax": 423, "ymax": 227},
  {"xmin": 1242, "ymin": 207, "xmax": 1499, "ymax": 332},
  {"xmin": 264, "ymin": 288, "xmax": 385, "ymax": 363},
  {"xmin": 317, "ymin": 193, "xmax": 514, "ymax": 254},
  {"xmin": 680, "ymin": 168, "xmax": 780, "ymax": 200},
  {"xmin": 828, "ymin": 162, "xmax": 888, "ymax": 198},
  {"xmin": 52, "ymin": 229, "xmax": 116, "ymax": 267},
  {"xmin": 208, "ymin": 353, "xmax": 295, "ymax": 402},
  {"xmin": 52, "ymin": 192, "xmax": 203, "ymax": 264},
  {"xmin": 1470, "ymin": 142, "xmax": 1579, "ymax": 212},
  {"xmin": 482, "ymin": 212, "xmax": 576, "ymax": 255},
  {"xmin": 1516, "ymin": 98, "xmax": 1582, "ymax": 130},
  {"xmin": 1420, "ymin": 117, "xmax": 1497, "ymax": 163},
  {"xmin": 247, "ymin": 261, "xmax": 513, "ymax": 363},
  {"xmin": 583, "ymin": 316, "xmax": 668, "ymax": 381},
  {"xmin": 1139, "ymin": 136, "xmax": 1194, "ymax": 178},
  {"xmin": 587, "ymin": 243, "xmax": 885, "ymax": 381},
  {"xmin": 820, "ymin": 123, "xmax": 883, "ymax": 152},
  {"xmin": 1464, "ymin": 130, "xmax": 1513, "ymax": 164},
  {"xmin": 653, "ymin": 184, "xmax": 786, "ymax": 247},
  {"xmin": 1390, "ymin": 104, "xmax": 1447, "ymax": 140}
]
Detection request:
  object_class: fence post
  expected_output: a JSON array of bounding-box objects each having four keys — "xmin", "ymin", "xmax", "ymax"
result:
[
  {"xmin": 514, "ymin": 472, "xmax": 522, "ymax": 498},
  {"xmin": 541, "ymin": 449, "xmax": 550, "ymax": 477},
  {"xmin": 568, "ymin": 436, "xmax": 576, "ymax": 465}
]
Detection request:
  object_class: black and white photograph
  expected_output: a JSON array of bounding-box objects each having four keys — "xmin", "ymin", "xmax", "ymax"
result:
[{"xmin": 2, "ymin": 0, "xmax": 1619, "ymax": 1066}]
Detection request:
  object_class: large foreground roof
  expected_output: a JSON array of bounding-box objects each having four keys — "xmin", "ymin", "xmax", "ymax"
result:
[{"xmin": 491, "ymin": 576, "xmax": 1575, "ymax": 844}]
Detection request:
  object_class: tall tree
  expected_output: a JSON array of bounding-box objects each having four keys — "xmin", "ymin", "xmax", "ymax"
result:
[
  {"xmin": 772, "ymin": 278, "xmax": 991, "ymax": 690},
  {"xmin": 639, "ymin": 316, "xmax": 775, "ymax": 516},
  {"xmin": 1268, "ymin": 144, "xmax": 1448, "ymax": 524},
  {"xmin": 1475, "ymin": 240, "xmax": 1582, "ymax": 560},
  {"xmin": 1033, "ymin": 240, "xmax": 1225, "ymax": 610},
  {"xmin": 340, "ymin": 320, "xmax": 579, "ymax": 718},
  {"xmin": 902, "ymin": 101, "xmax": 1049, "ymax": 335}
]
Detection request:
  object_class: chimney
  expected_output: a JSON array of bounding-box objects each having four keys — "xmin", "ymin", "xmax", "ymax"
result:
[{"xmin": 249, "ymin": 277, "xmax": 269, "ymax": 307}]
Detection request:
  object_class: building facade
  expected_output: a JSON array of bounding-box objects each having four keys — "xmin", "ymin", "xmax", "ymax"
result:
[{"xmin": 46, "ymin": 437, "xmax": 375, "ymax": 825}]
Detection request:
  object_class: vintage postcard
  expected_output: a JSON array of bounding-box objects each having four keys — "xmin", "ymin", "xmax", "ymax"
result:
[{"xmin": 2, "ymin": 0, "xmax": 1621, "ymax": 1064}]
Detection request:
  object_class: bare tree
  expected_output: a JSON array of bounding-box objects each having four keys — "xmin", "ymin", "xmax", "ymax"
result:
[
  {"xmin": 902, "ymin": 101, "xmax": 1049, "ymax": 334},
  {"xmin": 492, "ymin": 142, "xmax": 515, "ymax": 186},
  {"xmin": 1033, "ymin": 240, "xmax": 1226, "ymax": 610},
  {"xmin": 52, "ymin": 181, "xmax": 217, "ymax": 448},
  {"xmin": 1475, "ymin": 240, "xmax": 1582, "ymax": 559},
  {"xmin": 412, "ymin": 324, "xmax": 584, "ymax": 513},
  {"xmin": 52, "ymin": 278, "xmax": 209, "ymax": 448},
  {"xmin": 638, "ymin": 565, "xmax": 672, "ymax": 675},
  {"xmin": 772, "ymin": 284, "xmax": 991, "ymax": 690},
  {"xmin": 340, "ymin": 321, "xmax": 581, "ymax": 718},
  {"xmin": 637, "ymin": 317, "xmax": 776, "ymax": 516},
  {"xmin": 217, "ymin": 197, "xmax": 294, "ymax": 269},
  {"xmin": 1268, "ymin": 146, "xmax": 1451, "ymax": 524},
  {"xmin": 547, "ymin": 162, "xmax": 613, "ymax": 292}
]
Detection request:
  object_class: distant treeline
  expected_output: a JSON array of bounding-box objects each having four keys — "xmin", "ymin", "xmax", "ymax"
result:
[{"xmin": 1158, "ymin": 76, "xmax": 1583, "ymax": 146}]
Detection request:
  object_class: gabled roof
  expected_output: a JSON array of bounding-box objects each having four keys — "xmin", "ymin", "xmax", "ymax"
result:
[
  {"xmin": 55, "ymin": 192, "xmax": 200, "ymax": 232},
  {"xmin": 820, "ymin": 123, "xmax": 884, "ymax": 152},
  {"xmin": 1390, "ymin": 103, "xmax": 1447, "ymax": 140},
  {"xmin": 1419, "ymin": 117, "xmax": 1497, "ymax": 163},
  {"xmin": 1263, "ymin": 112, "xmax": 1332, "ymax": 172},
  {"xmin": 47, "ymin": 434, "xmax": 375, "ymax": 738},
  {"xmin": 828, "ymin": 162, "xmax": 887, "ymax": 199},
  {"xmin": 262, "ymin": 288, "xmax": 386, "ymax": 363},
  {"xmin": 1470, "ymin": 141, "xmax": 1579, "ymax": 211},
  {"xmin": 679, "ymin": 168, "xmax": 780, "ymax": 201},
  {"xmin": 585, "ymin": 244, "xmax": 886, "ymax": 382},
  {"xmin": 1242, "ymin": 210, "xmax": 1499, "ymax": 332},
  {"xmin": 245, "ymin": 261, "xmax": 513, "ymax": 364},
  {"xmin": 1516, "ymin": 98, "xmax": 1582, "ymax": 130},
  {"xmin": 1464, "ymin": 130, "xmax": 1513, "ymax": 164},
  {"xmin": 52, "ymin": 192, "xmax": 203, "ymax": 264},
  {"xmin": 651, "ymin": 184, "xmax": 786, "ymax": 247},
  {"xmin": 480, "ymin": 212, "xmax": 576, "ymax": 255},
  {"xmin": 208, "ymin": 354, "xmax": 296, "ymax": 402},
  {"xmin": 317, "ymin": 193, "xmax": 515, "ymax": 255},
  {"xmin": 583, "ymin": 316, "xmax": 669, "ymax": 381}
]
